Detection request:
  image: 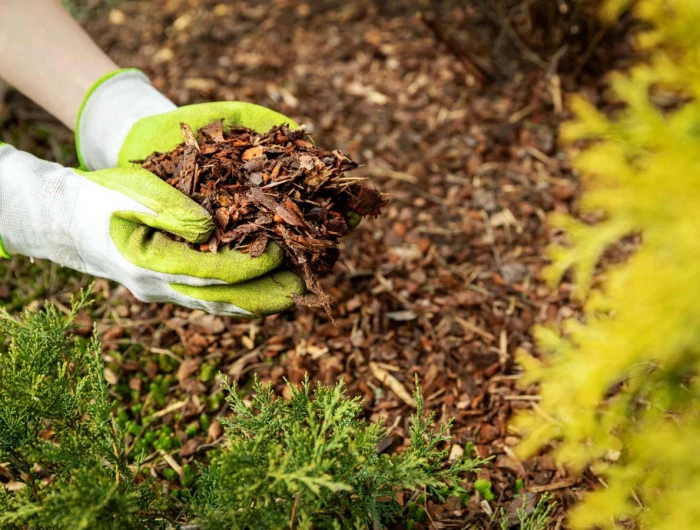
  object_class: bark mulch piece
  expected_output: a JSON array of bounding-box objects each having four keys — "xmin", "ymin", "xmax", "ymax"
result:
[{"xmin": 140, "ymin": 121, "xmax": 386, "ymax": 315}]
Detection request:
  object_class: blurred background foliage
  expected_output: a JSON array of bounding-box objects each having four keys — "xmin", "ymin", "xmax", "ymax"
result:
[{"xmin": 516, "ymin": 0, "xmax": 700, "ymax": 528}]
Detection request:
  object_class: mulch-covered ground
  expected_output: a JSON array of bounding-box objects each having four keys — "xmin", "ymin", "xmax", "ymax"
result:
[{"xmin": 0, "ymin": 1, "xmax": 638, "ymax": 527}]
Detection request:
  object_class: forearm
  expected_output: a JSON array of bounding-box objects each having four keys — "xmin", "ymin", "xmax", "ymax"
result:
[{"xmin": 0, "ymin": 0, "xmax": 118, "ymax": 129}]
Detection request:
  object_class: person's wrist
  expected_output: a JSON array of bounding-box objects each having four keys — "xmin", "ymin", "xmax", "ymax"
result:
[{"xmin": 76, "ymin": 69, "xmax": 176, "ymax": 170}]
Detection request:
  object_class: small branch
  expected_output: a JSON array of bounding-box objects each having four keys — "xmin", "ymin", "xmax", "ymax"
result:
[
  {"xmin": 419, "ymin": 9, "xmax": 491, "ymax": 84},
  {"xmin": 290, "ymin": 491, "xmax": 301, "ymax": 529},
  {"xmin": 573, "ymin": 25, "xmax": 608, "ymax": 78},
  {"xmin": 546, "ymin": 44, "xmax": 569, "ymax": 79},
  {"xmin": 478, "ymin": 0, "xmax": 548, "ymax": 69}
]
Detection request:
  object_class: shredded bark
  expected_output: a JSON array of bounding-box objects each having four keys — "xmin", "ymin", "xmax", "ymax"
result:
[{"xmin": 139, "ymin": 122, "xmax": 386, "ymax": 315}]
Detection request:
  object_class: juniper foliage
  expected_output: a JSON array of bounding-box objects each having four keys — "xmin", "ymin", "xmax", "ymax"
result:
[
  {"xmin": 0, "ymin": 295, "xmax": 484, "ymax": 529},
  {"xmin": 516, "ymin": 1, "xmax": 700, "ymax": 528},
  {"xmin": 195, "ymin": 375, "xmax": 485, "ymax": 529},
  {"xmin": 0, "ymin": 290, "xmax": 170, "ymax": 529},
  {"xmin": 497, "ymin": 494, "xmax": 556, "ymax": 530}
]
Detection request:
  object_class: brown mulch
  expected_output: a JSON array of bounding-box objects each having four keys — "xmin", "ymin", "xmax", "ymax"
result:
[
  {"xmin": 0, "ymin": 1, "xmax": 639, "ymax": 528},
  {"xmin": 140, "ymin": 121, "xmax": 385, "ymax": 313}
]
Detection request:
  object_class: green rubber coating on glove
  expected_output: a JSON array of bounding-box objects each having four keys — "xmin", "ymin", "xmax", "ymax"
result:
[
  {"xmin": 0, "ymin": 143, "xmax": 10, "ymax": 258},
  {"xmin": 118, "ymin": 102, "xmax": 299, "ymax": 166},
  {"xmin": 75, "ymin": 68, "xmax": 144, "ymax": 170},
  {"xmin": 73, "ymin": 167, "xmax": 214, "ymax": 244},
  {"xmin": 110, "ymin": 217, "xmax": 286, "ymax": 283},
  {"xmin": 171, "ymin": 270, "xmax": 305, "ymax": 317},
  {"xmin": 0, "ymin": 236, "xmax": 8, "ymax": 259}
]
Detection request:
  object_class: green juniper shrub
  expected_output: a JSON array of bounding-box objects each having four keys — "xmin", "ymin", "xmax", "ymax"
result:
[
  {"xmin": 0, "ymin": 294, "xmax": 491, "ymax": 529},
  {"xmin": 497, "ymin": 493, "xmax": 556, "ymax": 530},
  {"xmin": 0, "ymin": 290, "xmax": 171, "ymax": 529},
  {"xmin": 195, "ymin": 375, "xmax": 487, "ymax": 529}
]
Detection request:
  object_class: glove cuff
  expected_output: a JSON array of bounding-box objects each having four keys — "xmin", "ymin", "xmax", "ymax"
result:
[
  {"xmin": 76, "ymin": 69, "xmax": 176, "ymax": 170},
  {"xmin": 0, "ymin": 144, "xmax": 10, "ymax": 258}
]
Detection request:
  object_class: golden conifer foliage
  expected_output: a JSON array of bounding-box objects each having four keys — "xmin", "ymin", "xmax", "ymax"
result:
[{"xmin": 515, "ymin": 1, "xmax": 700, "ymax": 528}]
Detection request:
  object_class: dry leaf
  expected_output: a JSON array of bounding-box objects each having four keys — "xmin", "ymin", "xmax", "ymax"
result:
[{"xmin": 242, "ymin": 145, "xmax": 263, "ymax": 160}]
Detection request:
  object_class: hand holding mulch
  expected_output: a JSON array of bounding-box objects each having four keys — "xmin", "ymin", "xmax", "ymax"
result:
[{"xmin": 139, "ymin": 121, "xmax": 386, "ymax": 317}]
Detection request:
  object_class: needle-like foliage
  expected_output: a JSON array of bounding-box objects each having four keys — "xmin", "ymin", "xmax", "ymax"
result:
[
  {"xmin": 0, "ymin": 290, "xmax": 170, "ymax": 529},
  {"xmin": 0, "ymin": 294, "xmax": 484, "ymax": 529},
  {"xmin": 195, "ymin": 375, "xmax": 486, "ymax": 529},
  {"xmin": 515, "ymin": 1, "xmax": 700, "ymax": 528}
]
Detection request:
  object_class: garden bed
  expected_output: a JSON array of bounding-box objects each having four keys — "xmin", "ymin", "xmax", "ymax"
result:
[{"xmin": 0, "ymin": 0, "xmax": 636, "ymax": 527}]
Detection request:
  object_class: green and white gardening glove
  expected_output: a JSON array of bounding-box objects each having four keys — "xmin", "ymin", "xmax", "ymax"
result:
[
  {"xmin": 72, "ymin": 69, "xmax": 314, "ymax": 316},
  {"xmin": 0, "ymin": 141, "xmax": 303, "ymax": 317}
]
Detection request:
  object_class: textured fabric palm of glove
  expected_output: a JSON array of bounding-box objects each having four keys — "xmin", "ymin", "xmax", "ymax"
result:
[{"xmin": 0, "ymin": 142, "xmax": 303, "ymax": 317}]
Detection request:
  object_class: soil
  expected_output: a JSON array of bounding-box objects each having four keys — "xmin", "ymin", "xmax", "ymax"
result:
[{"xmin": 0, "ymin": 0, "xmax": 639, "ymax": 528}]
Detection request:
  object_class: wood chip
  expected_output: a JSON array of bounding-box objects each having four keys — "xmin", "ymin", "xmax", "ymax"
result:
[
  {"xmin": 199, "ymin": 119, "xmax": 224, "ymax": 142},
  {"xmin": 177, "ymin": 358, "xmax": 200, "ymax": 383},
  {"xmin": 179, "ymin": 437, "xmax": 203, "ymax": 457},
  {"xmin": 228, "ymin": 348, "xmax": 262, "ymax": 380},
  {"xmin": 242, "ymin": 145, "xmax": 263, "ymax": 160},
  {"xmin": 369, "ymin": 361, "xmax": 416, "ymax": 408},
  {"xmin": 249, "ymin": 233, "xmax": 269, "ymax": 258},
  {"xmin": 180, "ymin": 122, "xmax": 199, "ymax": 150}
]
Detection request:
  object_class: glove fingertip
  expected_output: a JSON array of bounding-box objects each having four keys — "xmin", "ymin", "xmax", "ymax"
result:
[
  {"xmin": 169, "ymin": 269, "xmax": 305, "ymax": 318},
  {"xmin": 270, "ymin": 270, "xmax": 306, "ymax": 298},
  {"xmin": 176, "ymin": 212, "xmax": 215, "ymax": 244}
]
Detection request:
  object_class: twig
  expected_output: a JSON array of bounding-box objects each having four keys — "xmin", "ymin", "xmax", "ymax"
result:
[
  {"xmin": 160, "ymin": 450, "xmax": 184, "ymax": 481},
  {"xmin": 369, "ymin": 362, "xmax": 417, "ymax": 408},
  {"xmin": 455, "ymin": 317, "xmax": 496, "ymax": 342},
  {"xmin": 228, "ymin": 346, "xmax": 263, "ymax": 379},
  {"xmin": 573, "ymin": 25, "xmax": 608, "ymax": 78},
  {"xmin": 546, "ymin": 44, "xmax": 569, "ymax": 80},
  {"xmin": 478, "ymin": 0, "xmax": 548, "ymax": 69},
  {"xmin": 290, "ymin": 491, "xmax": 301, "ymax": 530},
  {"xmin": 150, "ymin": 399, "xmax": 187, "ymax": 420},
  {"xmin": 124, "ymin": 424, "xmax": 147, "ymax": 458},
  {"xmin": 503, "ymin": 394, "xmax": 542, "ymax": 401},
  {"xmin": 529, "ymin": 477, "xmax": 577, "ymax": 493},
  {"xmin": 508, "ymin": 103, "xmax": 538, "ymax": 124},
  {"xmin": 419, "ymin": 9, "xmax": 490, "ymax": 84}
]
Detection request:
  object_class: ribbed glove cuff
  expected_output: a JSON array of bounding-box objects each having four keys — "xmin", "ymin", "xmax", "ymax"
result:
[{"xmin": 75, "ymin": 69, "xmax": 176, "ymax": 170}]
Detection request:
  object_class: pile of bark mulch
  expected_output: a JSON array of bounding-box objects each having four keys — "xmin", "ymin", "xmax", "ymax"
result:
[
  {"xmin": 140, "ymin": 121, "xmax": 386, "ymax": 313},
  {"xmin": 1, "ymin": 1, "xmax": 639, "ymax": 528}
]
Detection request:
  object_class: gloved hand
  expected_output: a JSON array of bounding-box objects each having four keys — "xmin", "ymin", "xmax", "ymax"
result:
[
  {"xmin": 68, "ymin": 69, "xmax": 310, "ymax": 316},
  {"xmin": 0, "ymin": 141, "xmax": 303, "ymax": 317}
]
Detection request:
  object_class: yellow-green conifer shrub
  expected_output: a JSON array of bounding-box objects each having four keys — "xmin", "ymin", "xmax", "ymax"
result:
[{"xmin": 515, "ymin": 1, "xmax": 700, "ymax": 529}]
